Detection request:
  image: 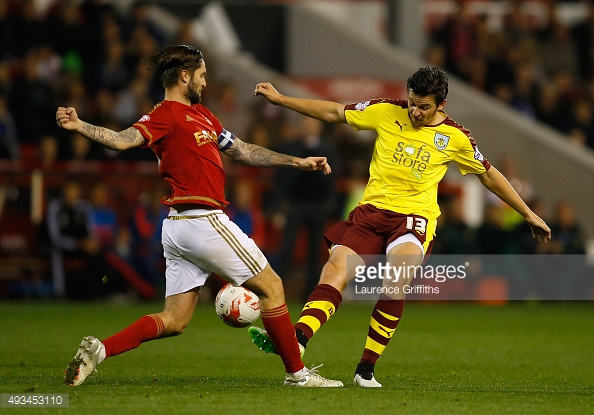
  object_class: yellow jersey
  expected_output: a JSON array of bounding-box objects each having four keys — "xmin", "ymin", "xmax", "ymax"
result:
[{"xmin": 345, "ymin": 98, "xmax": 490, "ymax": 226}]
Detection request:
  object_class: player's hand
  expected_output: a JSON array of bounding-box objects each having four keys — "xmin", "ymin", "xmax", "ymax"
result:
[
  {"xmin": 526, "ymin": 214, "xmax": 551, "ymax": 244},
  {"xmin": 297, "ymin": 156, "xmax": 332, "ymax": 175},
  {"xmin": 56, "ymin": 106, "xmax": 81, "ymax": 131},
  {"xmin": 253, "ymin": 82, "xmax": 283, "ymax": 105}
]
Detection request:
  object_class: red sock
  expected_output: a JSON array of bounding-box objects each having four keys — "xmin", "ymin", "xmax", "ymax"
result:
[
  {"xmin": 102, "ymin": 314, "xmax": 164, "ymax": 358},
  {"xmin": 261, "ymin": 304, "xmax": 304, "ymax": 373}
]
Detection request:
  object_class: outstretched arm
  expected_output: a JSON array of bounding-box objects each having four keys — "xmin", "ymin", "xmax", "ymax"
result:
[
  {"xmin": 56, "ymin": 106, "xmax": 145, "ymax": 151},
  {"xmin": 254, "ymin": 82, "xmax": 346, "ymax": 123},
  {"xmin": 223, "ymin": 138, "xmax": 331, "ymax": 174},
  {"xmin": 477, "ymin": 167, "xmax": 551, "ymax": 243}
]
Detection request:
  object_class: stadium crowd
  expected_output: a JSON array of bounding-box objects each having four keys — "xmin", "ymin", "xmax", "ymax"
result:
[{"xmin": 0, "ymin": 0, "xmax": 588, "ymax": 300}]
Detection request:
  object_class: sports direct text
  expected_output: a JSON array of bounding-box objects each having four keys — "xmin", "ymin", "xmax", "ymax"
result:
[{"xmin": 354, "ymin": 262, "xmax": 468, "ymax": 283}]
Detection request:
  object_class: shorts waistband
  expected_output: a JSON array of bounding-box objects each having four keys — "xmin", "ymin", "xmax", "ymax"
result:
[{"xmin": 167, "ymin": 208, "xmax": 223, "ymax": 220}]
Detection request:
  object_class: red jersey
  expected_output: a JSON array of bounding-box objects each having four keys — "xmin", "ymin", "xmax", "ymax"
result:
[{"xmin": 132, "ymin": 100, "xmax": 236, "ymax": 209}]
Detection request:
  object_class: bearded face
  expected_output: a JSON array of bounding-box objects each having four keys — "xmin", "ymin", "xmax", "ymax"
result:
[{"xmin": 186, "ymin": 77, "xmax": 201, "ymax": 104}]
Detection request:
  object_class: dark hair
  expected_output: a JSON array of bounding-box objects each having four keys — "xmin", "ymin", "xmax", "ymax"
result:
[
  {"xmin": 406, "ymin": 66, "xmax": 449, "ymax": 104},
  {"xmin": 145, "ymin": 44, "xmax": 204, "ymax": 88}
]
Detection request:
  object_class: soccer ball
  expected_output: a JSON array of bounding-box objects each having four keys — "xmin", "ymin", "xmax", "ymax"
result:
[{"xmin": 215, "ymin": 284, "xmax": 260, "ymax": 328}]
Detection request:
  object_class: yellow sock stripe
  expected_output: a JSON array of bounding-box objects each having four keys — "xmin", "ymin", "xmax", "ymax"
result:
[
  {"xmin": 370, "ymin": 316, "xmax": 395, "ymax": 339},
  {"xmin": 208, "ymin": 215, "xmax": 262, "ymax": 275},
  {"xmin": 297, "ymin": 315, "xmax": 322, "ymax": 334},
  {"xmin": 377, "ymin": 309, "xmax": 400, "ymax": 321},
  {"xmin": 304, "ymin": 300, "xmax": 336, "ymax": 319},
  {"xmin": 364, "ymin": 336, "xmax": 386, "ymax": 357}
]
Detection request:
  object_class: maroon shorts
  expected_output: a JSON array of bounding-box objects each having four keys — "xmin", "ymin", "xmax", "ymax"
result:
[{"xmin": 324, "ymin": 204, "xmax": 433, "ymax": 258}]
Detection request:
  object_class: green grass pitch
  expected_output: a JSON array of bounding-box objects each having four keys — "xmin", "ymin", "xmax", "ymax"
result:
[{"xmin": 0, "ymin": 300, "xmax": 592, "ymax": 414}]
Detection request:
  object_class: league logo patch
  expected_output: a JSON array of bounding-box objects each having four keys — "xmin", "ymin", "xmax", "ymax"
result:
[
  {"xmin": 474, "ymin": 146, "xmax": 485, "ymax": 161},
  {"xmin": 138, "ymin": 115, "xmax": 150, "ymax": 122},
  {"xmin": 355, "ymin": 100, "xmax": 371, "ymax": 111},
  {"xmin": 434, "ymin": 132, "xmax": 450, "ymax": 150}
]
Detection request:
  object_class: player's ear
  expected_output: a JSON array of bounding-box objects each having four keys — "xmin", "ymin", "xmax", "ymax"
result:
[
  {"xmin": 438, "ymin": 99, "xmax": 447, "ymax": 111},
  {"xmin": 181, "ymin": 69, "xmax": 190, "ymax": 84}
]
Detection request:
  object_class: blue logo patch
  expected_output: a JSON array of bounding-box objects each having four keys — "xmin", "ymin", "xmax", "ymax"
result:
[{"xmin": 434, "ymin": 132, "xmax": 450, "ymax": 150}]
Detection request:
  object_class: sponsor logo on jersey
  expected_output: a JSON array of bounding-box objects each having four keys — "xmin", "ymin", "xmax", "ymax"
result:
[
  {"xmin": 138, "ymin": 114, "xmax": 150, "ymax": 122},
  {"xmin": 392, "ymin": 141, "xmax": 431, "ymax": 180},
  {"xmin": 355, "ymin": 100, "xmax": 371, "ymax": 111},
  {"xmin": 395, "ymin": 120, "xmax": 407, "ymax": 131},
  {"xmin": 434, "ymin": 132, "xmax": 450, "ymax": 150},
  {"xmin": 194, "ymin": 130, "xmax": 218, "ymax": 146}
]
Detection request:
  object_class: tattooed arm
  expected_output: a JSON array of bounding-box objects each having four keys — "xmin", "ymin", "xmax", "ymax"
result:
[
  {"xmin": 56, "ymin": 106, "xmax": 145, "ymax": 151},
  {"xmin": 223, "ymin": 138, "xmax": 332, "ymax": 174}
]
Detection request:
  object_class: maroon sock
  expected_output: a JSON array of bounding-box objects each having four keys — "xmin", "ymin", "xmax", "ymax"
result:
[
  {"xmin": 360, "ymin": 294, "xmax": 404, "ymax": 365},
  {"xmin": 294, "ymin": 284, "xmax": 342, "ymax": 343}
]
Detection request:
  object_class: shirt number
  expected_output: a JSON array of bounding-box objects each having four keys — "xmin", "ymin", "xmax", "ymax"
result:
[{"xmin": 406, "ymin": 216, "xmax": 427, "ymax": 234}]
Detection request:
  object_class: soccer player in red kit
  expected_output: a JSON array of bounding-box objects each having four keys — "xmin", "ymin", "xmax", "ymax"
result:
[
  {"xmin": 248, "ymin": 66, "xmax": 551, "ymax": 387},
  {"xmin": 56, "ymin": 44, "xmax": 342, "ymax": 387}
]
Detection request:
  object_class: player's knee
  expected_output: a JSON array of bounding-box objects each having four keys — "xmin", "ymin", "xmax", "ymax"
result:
[
  {"xmin": 320, "ymin": 260, "xmax": 348, "ymax": 289},
  {"xmin": 253, "ymin": 276, "xmax": 284, "ymax": 301},
  {"xmin": 244, "ymin": 266, "xmax": 284, "ymax": 301}
]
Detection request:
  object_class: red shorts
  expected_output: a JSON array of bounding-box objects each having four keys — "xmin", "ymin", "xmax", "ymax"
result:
[{"xmin": 324, "ymin": 204, "xmax": 434, "ymax": 257}]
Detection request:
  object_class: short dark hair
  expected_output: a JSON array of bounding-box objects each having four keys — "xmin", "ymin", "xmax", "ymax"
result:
[
  {"xmin": 145, "ymin": 44, "xmax": 204, "ymax": 89},
  {"xmin": 406, "ymin": 66, "xmax": 449, "ymax": 104}
]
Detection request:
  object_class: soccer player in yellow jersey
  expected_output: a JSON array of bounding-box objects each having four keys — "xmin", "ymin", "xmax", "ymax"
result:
[{"xmin": 249, "ymin": 66, "xmax": 551, "ymax": 387}]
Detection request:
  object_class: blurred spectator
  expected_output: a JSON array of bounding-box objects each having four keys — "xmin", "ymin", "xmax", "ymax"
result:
[
  {"xmin": 46, "ymin": 180, "xmax": 100, "ymax": 298},
  {"xmin": 568, "ymin": 98, "xmax": 594, "ymax": 148},
  {"xmin": 272, "ymin": 117, "xmax": 338, "ymax": 299},
  {"xmin": 0, "ymin": 0, "xmax": 14, "ymax": 59},
  {"xmin": 509, "ymin": 61, "xmax": 538, "ymax": 118},
  {"xmin": 571, "ymin": 0, "xmax": 594, "ymax": 82},
  {"xmin": 543, "ymin": 200, "xmax": 587, "ymax": 255},
  {"xmin": 341, "ymin": 158, "xmax": 369, "ymax": 220},
  {"xmin": 534, "ymin": 82, "xmax": 566, "ymax": 131},
  {"xmin": 0, "ymin": 88, "xmax": 19, "ymax": 159},
  {"xmin": 67, "ymin": 131, "xmax": 105, "ymax": 161},
  {"xmin": 89, "ymin": 182, "xmax": 118, "ymax": 249},
  {"xmin": 129, "ymin": 184, "xmax": 169, "ymax": 288},
  {"xmin": 37, "ymin": 135, "xmax": 59, "ymax": 168},
  {"xmin": 473, "ymin": 204, "xmax": 507, "ymax": 255},
  {"xmin": 89, "ymin": 182, "xmax": 156, "ymax": 299},
  {"xmin": 537, "ymin": 4, "xmax": 578, "ymax": 78},
  {"xmin": 207, "ymin": 80, "xmax": 250, "ymax": 138},
  {"xmin": 432, "ymin": 1, "xmax": 478, "ymax": 78},
  {"xmin": 8, "ymin": 50, "xmax": 55, "ymax": 144},
  {"xmin": 122, "ymin": 1, "xmax": 167, "ymax": 46},
  {"xmin": 486, "ymin": 154, "xmax": 534, "ymax": 231},
  {"xmin": 61, "ymin": 75, "xmax": 93, "ymax": 120},
  {"xmin": 112, "ymin": 77, "xmax": 149, "ymax": 126},
  {"xmin": 94, "ymin": 39, "xmax": 131, "ymax": 93},
  {"xmin": 507, "ymin": 197, "xmax": 547, "ymax": 255},
  {"xmin": 11, "ymin": 0, "xmax": 44, "ymax": 57},
  {"xmin": 45, "ymin": 0, "xmax": 86, "ymax": 58},
  {"xmin": 432, "ymin": 195, "xmax": 474, "ymax": 255},
  {"xmin": 226, "ymin": 178, "xmax": 266, "ymax": 247}
]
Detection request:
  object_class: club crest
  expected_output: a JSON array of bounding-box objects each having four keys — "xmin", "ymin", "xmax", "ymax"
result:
[{"xmin": 434, "ymin": 132, "xmax": 450, "ymax": 150}]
